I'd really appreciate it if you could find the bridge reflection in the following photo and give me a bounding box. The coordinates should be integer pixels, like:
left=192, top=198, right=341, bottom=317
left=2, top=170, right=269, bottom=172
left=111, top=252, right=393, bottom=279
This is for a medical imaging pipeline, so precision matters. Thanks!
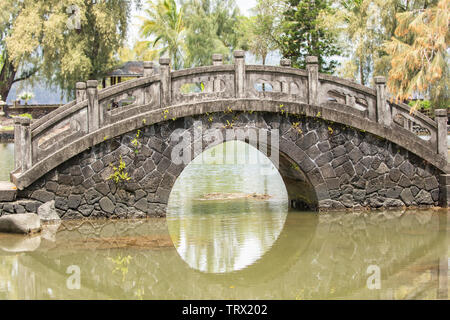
left=0, top=209, right=447, bottom=299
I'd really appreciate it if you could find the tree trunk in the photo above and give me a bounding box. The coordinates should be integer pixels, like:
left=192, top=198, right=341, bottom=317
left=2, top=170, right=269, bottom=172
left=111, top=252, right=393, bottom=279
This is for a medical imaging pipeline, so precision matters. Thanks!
left=0, top=60, right=17, bottom=106
left=359, top=59, right=365, bottom=86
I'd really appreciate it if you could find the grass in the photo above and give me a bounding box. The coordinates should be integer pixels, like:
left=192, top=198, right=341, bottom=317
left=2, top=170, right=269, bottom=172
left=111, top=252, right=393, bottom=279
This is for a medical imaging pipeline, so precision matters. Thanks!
left=0, top=126, right=13, bottom=131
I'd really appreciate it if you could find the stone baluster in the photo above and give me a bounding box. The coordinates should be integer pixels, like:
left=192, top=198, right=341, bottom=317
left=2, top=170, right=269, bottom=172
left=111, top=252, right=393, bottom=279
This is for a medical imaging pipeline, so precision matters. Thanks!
left=87, top=80, right=100, bottom=132
left=375, top=76, right=391, bottom=126
left=14, top=117, right=32, bottom=172
left=435, top=109, right=448, bottom=159
left=280, top=58, right=291, bottom=67
left=76, top=82, right=87, bottom=104
left=159, top=57, right=171, bottom=107
left=143, top=61, right=154, bottom=77
left=306, top=56, right=319, bottom=106
left=234, top=50, right=246, bottom=98
left=280, top=58, right=291, bottom=93
left=436, top=108, right=449, bottom=207
left=212, top=54, right=223, bottom=66
left=212, top=54, right=223, bottom=92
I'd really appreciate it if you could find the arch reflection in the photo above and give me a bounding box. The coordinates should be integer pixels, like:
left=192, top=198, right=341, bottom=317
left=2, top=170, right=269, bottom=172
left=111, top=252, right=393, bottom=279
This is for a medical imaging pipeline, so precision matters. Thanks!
left=167, top=140, right=289, bottom=273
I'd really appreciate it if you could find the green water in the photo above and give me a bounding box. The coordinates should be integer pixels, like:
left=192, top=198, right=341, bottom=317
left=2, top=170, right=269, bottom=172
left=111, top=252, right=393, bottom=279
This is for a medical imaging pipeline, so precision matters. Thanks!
left=0, top=143, right=14, bottom=181
left=0, top=141, right=448, bottom=299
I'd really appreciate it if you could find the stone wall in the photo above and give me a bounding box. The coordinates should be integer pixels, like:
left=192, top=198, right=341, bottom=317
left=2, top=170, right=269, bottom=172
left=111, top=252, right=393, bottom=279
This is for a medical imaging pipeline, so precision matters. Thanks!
left=0, top=111, right=443, bottom=218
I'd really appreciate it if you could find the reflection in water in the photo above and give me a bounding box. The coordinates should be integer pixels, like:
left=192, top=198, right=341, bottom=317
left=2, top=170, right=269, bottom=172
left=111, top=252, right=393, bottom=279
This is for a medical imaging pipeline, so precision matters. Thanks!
left=0, top=141, right=448, bottom=299
left=167, top=141, right=289, bottom=273
left=0, top=143, right=14, bottom=181
left=0, top=211, right=447, bottom=299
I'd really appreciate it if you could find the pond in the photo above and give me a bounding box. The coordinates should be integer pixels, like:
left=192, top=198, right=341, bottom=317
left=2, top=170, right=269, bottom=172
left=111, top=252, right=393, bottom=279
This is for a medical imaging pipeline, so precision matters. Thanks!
left=0, top=143, right=14, bottom=181
left=0, top=141, right=448, bottom=299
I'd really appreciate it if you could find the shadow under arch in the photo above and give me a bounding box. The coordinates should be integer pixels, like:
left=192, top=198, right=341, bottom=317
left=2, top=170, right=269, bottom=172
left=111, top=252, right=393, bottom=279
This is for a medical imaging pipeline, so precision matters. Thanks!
left=167, top=123, right=321, bottom=211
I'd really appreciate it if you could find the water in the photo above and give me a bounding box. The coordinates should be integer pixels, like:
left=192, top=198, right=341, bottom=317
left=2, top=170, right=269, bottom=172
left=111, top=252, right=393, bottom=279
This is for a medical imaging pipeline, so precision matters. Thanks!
left=0, top=143, right=14, bottom=181
left=0, top=141, right=448, bottom=299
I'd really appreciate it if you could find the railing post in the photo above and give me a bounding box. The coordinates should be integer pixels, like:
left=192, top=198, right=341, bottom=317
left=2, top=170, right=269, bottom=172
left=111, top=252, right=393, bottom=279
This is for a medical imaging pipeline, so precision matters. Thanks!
left=306, top=56, right=319, bottom=106
left=234, top=50, right=245, bottom=98
left=280, top=59, right=292, bottom=93
left=87, top=80, right=100, bottom=132
left=76, top=82, right=86, bottom=104
left=159, top=58, right=171, bottom=107
left=435, top=109, right=448, bottom=159
left=375, top=76, right=391, bottom=126
left=14, top=117, right=31, bottom=172
left=13, top=117, right=22, bottom=170
left=280, top=58, right=291, bottom=67
left=212, top=54, right=223, bottom=92
left=212, top=54, right=223, bottom=66
left=143, top=61, right=154, bottom=77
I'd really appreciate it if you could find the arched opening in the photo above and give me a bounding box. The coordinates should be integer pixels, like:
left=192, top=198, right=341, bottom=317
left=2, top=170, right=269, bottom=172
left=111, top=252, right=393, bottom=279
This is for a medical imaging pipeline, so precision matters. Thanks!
left=166, top=140, right=290, bottom=273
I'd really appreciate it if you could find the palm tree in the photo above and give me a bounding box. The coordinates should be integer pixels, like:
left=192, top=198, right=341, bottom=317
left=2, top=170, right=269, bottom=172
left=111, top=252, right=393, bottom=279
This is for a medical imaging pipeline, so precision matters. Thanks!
left=139, top=0, right=186, bottom=70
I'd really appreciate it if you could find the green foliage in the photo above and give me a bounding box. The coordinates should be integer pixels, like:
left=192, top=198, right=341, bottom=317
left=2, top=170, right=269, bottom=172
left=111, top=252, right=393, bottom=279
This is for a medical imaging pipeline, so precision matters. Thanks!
left=385, top=0, right=448, bottom=110
left=162, top=108, right=169, bottom=120
left=292, top=122, right=303, bottom=134
left=108, top=156, right=131, bottom=184
left=18, top=91, right=34, bottom=103
left=280, top=0, right=341, bottom=73
left=18, top=113, right=32, bottom=120
left=408, top=100, right=432, bottom=110
left=4, top=0, right=139, bottom=99
left=183, top=0, right=242, bottom=67
left=223, top=119, right=234, bottom=128
left=239, top=0, right=283, bottom=65
left=131, top=130, right=142, bottom=154
left=139, top=0, right=185, bottom=70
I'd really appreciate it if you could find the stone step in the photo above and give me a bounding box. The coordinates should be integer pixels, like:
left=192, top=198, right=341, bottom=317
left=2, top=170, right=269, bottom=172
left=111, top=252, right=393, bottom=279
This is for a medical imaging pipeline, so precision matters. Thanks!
left=0, top=181, right=17, bottom=202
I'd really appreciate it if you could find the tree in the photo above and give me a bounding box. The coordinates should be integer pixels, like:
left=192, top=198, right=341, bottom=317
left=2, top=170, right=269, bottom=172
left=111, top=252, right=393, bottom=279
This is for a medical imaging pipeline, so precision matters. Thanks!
left=374, top=0, right=440, bottom=78
left=0, top=0, right=38, bottom=102
left=384, top=0, right=449, bottom=110
left=139, top=0, right=186, bottom=70
left=3, top=0, right=138, bottom=100
left=280, top=0, right=341, bottom=73
left=118, top=42, right=159, bottom=63
left=331, top=0, right=384, bottom=85
left=241, top=0, right=283, bottom=65
left=182, top=0, right=245, bottom=67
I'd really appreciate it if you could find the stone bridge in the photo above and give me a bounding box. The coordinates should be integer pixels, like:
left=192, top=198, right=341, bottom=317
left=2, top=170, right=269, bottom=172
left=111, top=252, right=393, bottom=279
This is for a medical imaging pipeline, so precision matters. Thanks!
left=1, top=51, right=449, bottom=218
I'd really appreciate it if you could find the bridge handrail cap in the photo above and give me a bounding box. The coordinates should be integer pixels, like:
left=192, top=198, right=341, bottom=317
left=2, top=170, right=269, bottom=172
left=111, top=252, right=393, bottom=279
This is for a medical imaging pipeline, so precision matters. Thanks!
left=280, top=58, right=291, bottom=67
left=212, top=53, right=223, bottom=61
left=86, top=80, right=98, bottom=88
left=13, top=116, right=31, bottom=125
left=233, top=50, right=245, bottom=58
left=143, top=61, right=153, bottom=69
left=435, top=108, right=447, bottom=117
left=159, top=57, right=170, bottom=65
left=374, top=76, right=386, bottom=84
left=306, top=56, right=318, bottom=64
left=76, top=82, right=86, bottom=89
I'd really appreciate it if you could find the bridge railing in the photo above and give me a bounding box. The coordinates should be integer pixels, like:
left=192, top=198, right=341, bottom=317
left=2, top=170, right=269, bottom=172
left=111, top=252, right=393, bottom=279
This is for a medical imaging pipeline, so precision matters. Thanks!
left=12, top=51, right=447, bottom=181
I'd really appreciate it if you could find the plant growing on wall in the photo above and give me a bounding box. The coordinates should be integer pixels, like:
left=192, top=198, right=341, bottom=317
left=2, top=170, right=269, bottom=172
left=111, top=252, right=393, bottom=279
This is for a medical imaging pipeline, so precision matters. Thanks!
left=131, top=129, right=142, bottom=154
left=108, top=156, right=131, bottom=184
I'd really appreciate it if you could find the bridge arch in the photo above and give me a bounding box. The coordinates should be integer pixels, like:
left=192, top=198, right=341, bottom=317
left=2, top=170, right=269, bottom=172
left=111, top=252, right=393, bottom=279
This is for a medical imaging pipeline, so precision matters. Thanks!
left=3, top=52, right=449, bottom=218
